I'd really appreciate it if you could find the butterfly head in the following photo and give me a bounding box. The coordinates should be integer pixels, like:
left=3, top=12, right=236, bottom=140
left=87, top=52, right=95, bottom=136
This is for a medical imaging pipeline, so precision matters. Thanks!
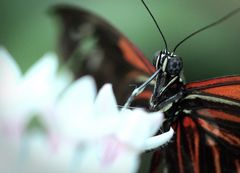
left=150, top=50, right=183, bottom=111
left=153, top=50, right=183, bottom=76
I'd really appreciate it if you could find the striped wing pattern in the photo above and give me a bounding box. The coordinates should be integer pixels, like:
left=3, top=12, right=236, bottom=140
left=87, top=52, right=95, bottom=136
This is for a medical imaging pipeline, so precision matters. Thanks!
left=150, top=76, right=240, bottom=173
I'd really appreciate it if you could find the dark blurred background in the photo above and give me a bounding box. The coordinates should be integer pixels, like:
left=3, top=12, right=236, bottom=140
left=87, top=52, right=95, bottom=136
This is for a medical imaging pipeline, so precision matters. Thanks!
left=0, top=0, right=239, bottom=82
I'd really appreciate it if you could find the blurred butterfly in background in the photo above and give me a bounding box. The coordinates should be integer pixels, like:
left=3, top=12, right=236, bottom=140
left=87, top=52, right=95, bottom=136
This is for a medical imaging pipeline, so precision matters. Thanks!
left=52, top=1, right=240, bottom=173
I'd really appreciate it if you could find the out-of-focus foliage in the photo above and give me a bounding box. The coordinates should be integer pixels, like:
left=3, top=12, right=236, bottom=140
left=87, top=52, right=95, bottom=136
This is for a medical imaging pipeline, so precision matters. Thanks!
left=0, top=0, right=239, bottom=80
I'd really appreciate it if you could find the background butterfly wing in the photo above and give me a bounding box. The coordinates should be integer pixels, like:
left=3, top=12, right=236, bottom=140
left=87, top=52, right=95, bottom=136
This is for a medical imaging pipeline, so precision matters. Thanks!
left=53, top=5, right=155, bottom=105
left=150, top=75, right=240, bottom=173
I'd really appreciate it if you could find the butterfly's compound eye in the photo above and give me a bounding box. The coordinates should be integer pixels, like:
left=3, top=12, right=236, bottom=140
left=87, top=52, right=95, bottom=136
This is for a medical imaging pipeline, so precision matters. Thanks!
left=166, top=56, right=183, bottom=76
left=152, top=50, right=161, bottom=68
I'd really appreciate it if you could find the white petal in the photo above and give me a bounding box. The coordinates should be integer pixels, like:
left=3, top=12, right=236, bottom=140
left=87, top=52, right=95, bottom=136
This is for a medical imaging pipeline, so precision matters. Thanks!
left=0, top=47, right=23, bottom=122
left=0, top=133, right=74, bottom=173
left=53, top=68, right=73, bottom=97
left=56, top=76, right=97, bottom=140
left=20, top=53, right=60, bottom=110
left=75, top=139, right=140, bottom=173
left=0, top=47, right=21, bottom=85
left=20, top=53, right=72, bottom=115
left=23, top=52, right=58, bottom=82
left=143, top=127, right=174, bottom=151
left=57, top=75, right=96, bottom=113
left=64, top=84, right=121, bottom=141
left=75, top=84, right=120, bottom=140
left=94, top=84, right=118, bottom=117
left=117, top=110, right=164, bottom=149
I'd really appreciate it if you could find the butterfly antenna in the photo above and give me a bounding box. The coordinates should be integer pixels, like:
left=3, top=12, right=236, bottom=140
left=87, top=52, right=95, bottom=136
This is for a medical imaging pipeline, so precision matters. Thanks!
left=141, top=0, right=168, bottom=51
left=173, top=7, right=240, bottom=52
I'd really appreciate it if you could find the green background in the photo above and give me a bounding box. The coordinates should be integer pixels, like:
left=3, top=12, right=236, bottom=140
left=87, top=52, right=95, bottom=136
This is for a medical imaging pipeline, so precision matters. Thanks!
left=0, top=0, right=240, bottom=82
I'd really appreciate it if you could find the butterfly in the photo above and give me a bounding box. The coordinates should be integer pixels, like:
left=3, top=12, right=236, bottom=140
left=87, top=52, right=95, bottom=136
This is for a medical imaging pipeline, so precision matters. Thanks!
left=52, top=3, right=240, bottom=173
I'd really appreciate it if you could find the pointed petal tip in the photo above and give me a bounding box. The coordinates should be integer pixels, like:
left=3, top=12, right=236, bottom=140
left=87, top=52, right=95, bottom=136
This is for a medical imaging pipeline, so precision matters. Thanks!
left=144, top=127, right=174, bottom=151
left=0, top=46, right=22, bottom=81
left=94, top=83, right=118, bottom=115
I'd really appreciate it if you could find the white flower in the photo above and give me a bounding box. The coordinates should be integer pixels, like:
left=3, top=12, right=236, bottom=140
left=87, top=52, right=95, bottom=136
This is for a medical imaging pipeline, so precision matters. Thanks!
left=0, top=47, right=72, bottom=141
left=0, top=47, right=174, bottom=173
left=54, top=78, right=172, bottom=173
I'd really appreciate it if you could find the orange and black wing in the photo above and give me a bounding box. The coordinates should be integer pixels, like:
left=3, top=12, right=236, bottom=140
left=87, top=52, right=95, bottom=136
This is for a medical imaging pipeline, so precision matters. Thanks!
left=53, top=5, right=154, bottom=105
left=150, top=75, right=240, bottom=173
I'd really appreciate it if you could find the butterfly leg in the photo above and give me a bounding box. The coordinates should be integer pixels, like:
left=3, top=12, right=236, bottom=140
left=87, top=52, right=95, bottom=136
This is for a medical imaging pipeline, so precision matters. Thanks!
left=152, top=91, right=183, bottom=111
left=123, top=68, right=162, bottom=109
